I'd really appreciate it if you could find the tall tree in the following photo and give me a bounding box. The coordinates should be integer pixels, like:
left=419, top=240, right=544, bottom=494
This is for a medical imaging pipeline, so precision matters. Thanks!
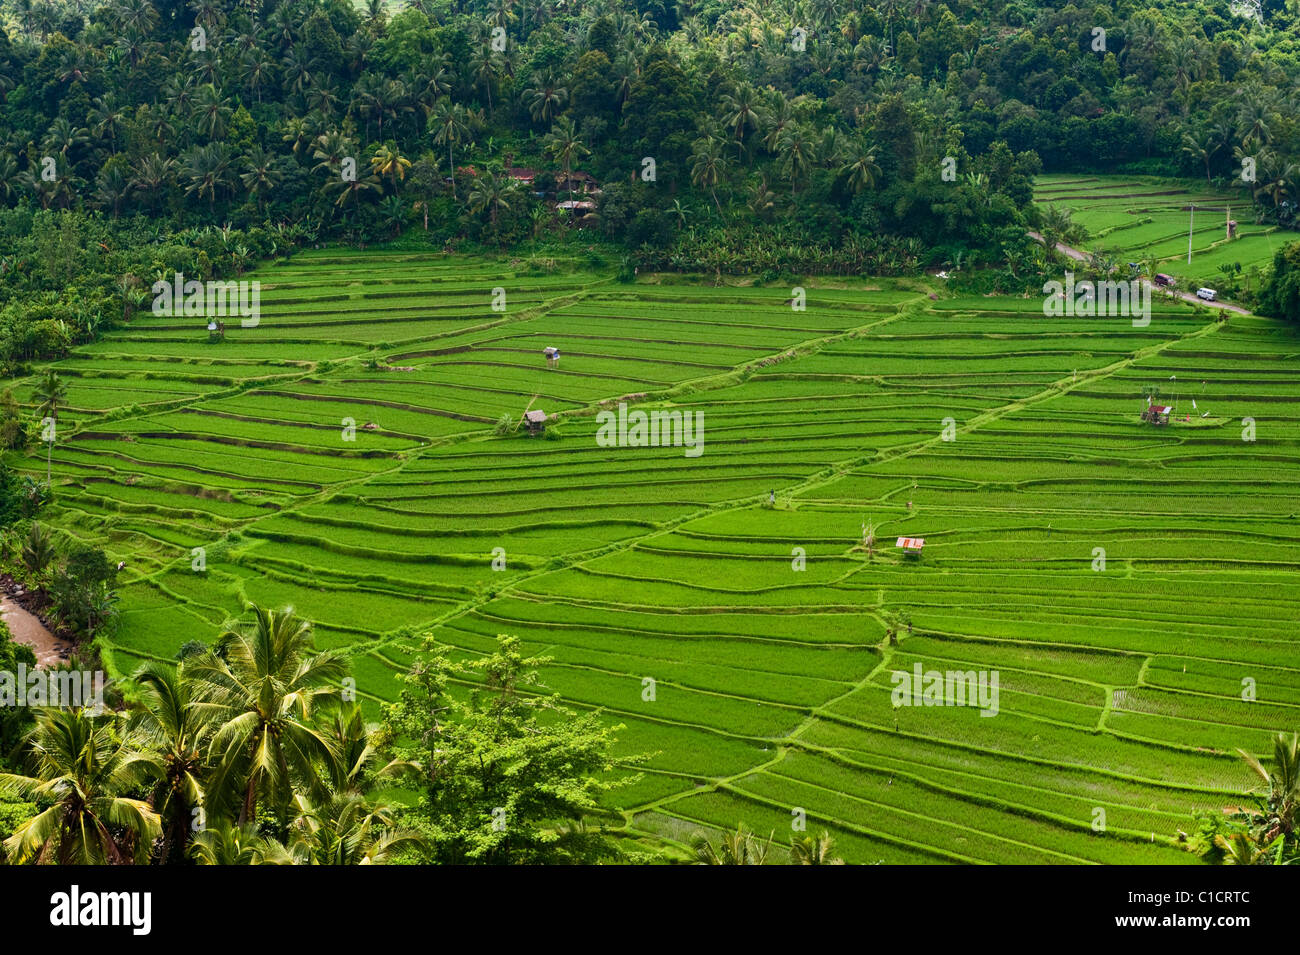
left=31, top=370, right=66, bottom=487
left=690, top=136, right=727, bottom=214
left=0, top=708, right=161, bottom=864
left=544, top=116, right=588, bottom=203
left=429, top=101, right=470, bottom=200
left=187, top=606, right=347, bottom=826
left=381, top=634, right=629, bottom=864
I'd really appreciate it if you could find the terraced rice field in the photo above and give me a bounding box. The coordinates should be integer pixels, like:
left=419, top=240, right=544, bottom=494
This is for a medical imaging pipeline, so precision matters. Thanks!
left=15, top=248, right=1300, bottom=863
left=1034, top=174, right=1297, bottom=283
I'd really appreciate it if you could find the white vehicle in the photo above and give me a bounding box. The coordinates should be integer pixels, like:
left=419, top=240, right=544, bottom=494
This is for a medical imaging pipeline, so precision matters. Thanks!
left=1196, top=287, right=1217, bottom=301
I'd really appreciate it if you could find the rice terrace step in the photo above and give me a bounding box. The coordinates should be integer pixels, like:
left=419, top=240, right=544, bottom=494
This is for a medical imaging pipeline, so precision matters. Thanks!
left=12, top=249, right=1300, bottom=873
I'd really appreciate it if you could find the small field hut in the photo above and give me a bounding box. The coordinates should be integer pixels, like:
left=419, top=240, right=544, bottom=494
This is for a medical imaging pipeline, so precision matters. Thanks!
left=896, top=537, right=925, bottom=556
left=1141, top=404, right=1172, bottom=425
left=524, top=409, right=548, bottom=435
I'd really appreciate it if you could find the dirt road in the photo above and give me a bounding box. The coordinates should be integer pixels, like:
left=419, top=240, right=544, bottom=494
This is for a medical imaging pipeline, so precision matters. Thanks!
left=1026, top=231, right=1252, bottom=316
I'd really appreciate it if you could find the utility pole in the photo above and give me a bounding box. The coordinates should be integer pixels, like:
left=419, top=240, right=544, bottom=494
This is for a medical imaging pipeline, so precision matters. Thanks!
left=1188, top=204, right=1194, bottom=264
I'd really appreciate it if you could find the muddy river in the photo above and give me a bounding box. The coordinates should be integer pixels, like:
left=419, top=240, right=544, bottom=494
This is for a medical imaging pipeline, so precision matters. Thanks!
left=2, top=596, right=69, bottom=667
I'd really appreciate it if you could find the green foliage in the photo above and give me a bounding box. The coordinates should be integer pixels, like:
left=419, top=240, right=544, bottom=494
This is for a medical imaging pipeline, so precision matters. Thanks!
left=1198, top=732, right=1300, bottom=865
left=19, top=521, right=56, bottom=581
left=0, top=707, right=160, bottom=864
left=47, top=541, right=118, bottom=637
left=692, top=822, right=774, bottom=864
left=0, top=464, right=25, bottom=529
left=0, top=795, right=38, bottom=862
left=185, top=606, right=348, bottom=826
left=0, top=618, right=38, bottom=756
left=0, top=605, right=427, bottom=865
left=381, top=633, right=634, bottom=864
left=1258, top=242, right=1300, bottom=324
left=0, top=389, right=27, bottom=452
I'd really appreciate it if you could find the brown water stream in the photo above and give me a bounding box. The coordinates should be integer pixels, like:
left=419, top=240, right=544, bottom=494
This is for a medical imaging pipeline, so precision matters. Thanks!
left=2, top=596, right=70, bottom=667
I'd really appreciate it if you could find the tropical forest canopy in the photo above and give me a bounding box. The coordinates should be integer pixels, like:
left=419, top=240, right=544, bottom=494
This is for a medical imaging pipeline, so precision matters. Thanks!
left=0, top=0, right=1297, bottom=287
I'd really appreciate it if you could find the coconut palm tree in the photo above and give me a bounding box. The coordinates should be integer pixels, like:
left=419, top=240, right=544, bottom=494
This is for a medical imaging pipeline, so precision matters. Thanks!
left=113, top=0, right=157, bottom=37
left=88, top=96, right=126, bottom=155
left=1169, top=36, right=1202, bottom=106
left=310, top=129, right=353, bottom=175
left=1181, top=129, right=1218, bottom=184
left=1260, top=158, right=1298, bottom=211
left=762, top=90, right=796, bottom=153
left=370, top=144, right=412, bottom=192
left=322, top=704, right=414, bottom=796
left=325, top=168, right=383, bottom=235
left=240, top=146, right=282, bottom=213
left=470, top=50, right=507, bottom=112
left=93, top=166, right=131, bottom=218
left=414, top=62, right=452, bottom=112
left=467, top=170, right=520, bottom=242
left=840, top=143, right=881, bottom=194
left=721, top=83, right=765, bottom=156
left=791, top=830, right=844, bottom=864
left=378, top=195, right=410, bottom=238
left=287, top=792, right=424, bottom=864
left=0, top=155, right=15, bottom=204
left=1236, top=93, right=1275, bottom=151
left=0, top=708, right=161, bottom=864
left=544, top=116, right=588, bottom=203
left=1038, top=204, right=1078, bottom=260
left=190, top=821, right=293, bottom=864
left=281, top=47, right=313, bottom=95
left=307, top=79, right=343, bottom=121
left=282, top=116, right=314, bottom=159
left=428, top=101, right=470, bottom=199
left=1217, top=831, right=1266, bottom=864
left=31, top=369, right=66, bottom=487
left=239, top=49, right=274, bottom=104
left=182, top=142, right=234, bottom=211
left=131, top=661, right=208, bottom=864
left=190, top=49, right=222, bottom=86
left=192, top=84, right=233, bottom=140
left=748, top=175, right=776, bottom=221
left=21, top=521, right=57, bottom=581
left=188, top=0, right=223, bottom=32
left=853, top=35, right=892, bottom=80
left=42, top=117, right=89, bottom=161
left=162, top=73, right=197, bottom=118
left=778, top=124, right=817, bottom=204
left=691, top=822, right=773, bottom=864
left=1120, top=15, right=1164, bottom=73
left=359, top=78, right=409, bottom=141
left=187, top=605, right=348, bottom=826
left=523, top=73, right=567, bottom=123
left=130, top=152, right=174, bottom=214
left=1233, top=731, right=1300, bottom=862
left=690, top=136, right=727, bottom=214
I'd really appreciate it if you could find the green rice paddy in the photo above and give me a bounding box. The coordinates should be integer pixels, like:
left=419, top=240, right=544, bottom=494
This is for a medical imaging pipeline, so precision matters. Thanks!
left=1034, top=173, right=1297, bottom=286
left=15, top=246, right=1300, bottom=863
